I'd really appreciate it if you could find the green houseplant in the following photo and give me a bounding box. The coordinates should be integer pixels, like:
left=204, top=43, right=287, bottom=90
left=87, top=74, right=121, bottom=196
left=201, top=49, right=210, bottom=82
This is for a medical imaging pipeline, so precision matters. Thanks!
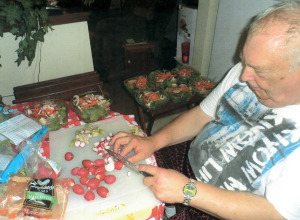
left=0, top=0, right=51, bottom=66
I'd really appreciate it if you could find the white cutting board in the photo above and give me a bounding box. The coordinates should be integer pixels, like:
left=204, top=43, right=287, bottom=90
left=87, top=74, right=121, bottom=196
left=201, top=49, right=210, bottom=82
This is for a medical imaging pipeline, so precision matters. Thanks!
left=49, top=116, right=161, bottom=219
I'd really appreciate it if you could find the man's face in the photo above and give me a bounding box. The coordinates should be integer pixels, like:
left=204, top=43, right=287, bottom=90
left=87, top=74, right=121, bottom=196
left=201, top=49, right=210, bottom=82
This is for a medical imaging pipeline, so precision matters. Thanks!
left=240, top=23, right=300, bottom=108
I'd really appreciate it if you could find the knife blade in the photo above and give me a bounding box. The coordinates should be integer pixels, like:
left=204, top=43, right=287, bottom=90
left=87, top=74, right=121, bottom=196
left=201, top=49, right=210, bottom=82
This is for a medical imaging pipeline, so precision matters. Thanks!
left=106, top=149, right=151, bottom=177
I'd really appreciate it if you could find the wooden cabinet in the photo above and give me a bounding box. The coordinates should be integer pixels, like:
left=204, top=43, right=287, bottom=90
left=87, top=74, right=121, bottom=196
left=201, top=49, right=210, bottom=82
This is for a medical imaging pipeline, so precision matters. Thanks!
left=123, top=42, right=158, bottom=78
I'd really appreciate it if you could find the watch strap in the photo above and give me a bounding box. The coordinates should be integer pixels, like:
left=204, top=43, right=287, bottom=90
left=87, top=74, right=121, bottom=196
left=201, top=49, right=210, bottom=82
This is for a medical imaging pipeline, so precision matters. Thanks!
left=183, top=179, right=197, bottom=206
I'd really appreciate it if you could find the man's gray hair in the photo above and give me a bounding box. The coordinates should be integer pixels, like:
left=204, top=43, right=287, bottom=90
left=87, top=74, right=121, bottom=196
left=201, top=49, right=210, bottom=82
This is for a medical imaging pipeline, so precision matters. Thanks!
left=248, top=1, right=300, bottom=69
left=249, top=1, right=300, bottom=32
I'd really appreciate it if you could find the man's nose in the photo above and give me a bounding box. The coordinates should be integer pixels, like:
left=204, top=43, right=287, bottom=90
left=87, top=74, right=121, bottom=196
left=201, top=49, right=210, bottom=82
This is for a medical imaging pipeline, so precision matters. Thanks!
left=240, top=66, right=255, bottom=82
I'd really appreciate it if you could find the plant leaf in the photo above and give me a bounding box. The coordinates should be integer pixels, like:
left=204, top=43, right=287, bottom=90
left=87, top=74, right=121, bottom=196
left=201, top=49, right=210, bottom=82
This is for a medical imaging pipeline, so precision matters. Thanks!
left=32, top=29, right=45, bottom=42
left=3, top=4, right=23, bottom=26
left=36, top=7, right=50, bottom=24
left=15, top=53, right=25, bottom=66
left=19, top=0, right=34, bottom=10
left=9, top=26, right=19, bottom=35
left=2, top=0, right=51, bottom=67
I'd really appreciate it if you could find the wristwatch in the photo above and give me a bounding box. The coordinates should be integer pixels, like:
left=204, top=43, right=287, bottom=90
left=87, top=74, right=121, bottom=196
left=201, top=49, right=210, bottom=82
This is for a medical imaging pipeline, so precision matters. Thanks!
left=182, top=179, right=197, bottom=206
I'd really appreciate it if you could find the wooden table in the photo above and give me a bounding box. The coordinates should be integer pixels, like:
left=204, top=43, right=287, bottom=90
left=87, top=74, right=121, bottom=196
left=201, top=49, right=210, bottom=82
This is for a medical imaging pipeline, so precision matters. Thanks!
left=137, top=94, right=205, bottom=136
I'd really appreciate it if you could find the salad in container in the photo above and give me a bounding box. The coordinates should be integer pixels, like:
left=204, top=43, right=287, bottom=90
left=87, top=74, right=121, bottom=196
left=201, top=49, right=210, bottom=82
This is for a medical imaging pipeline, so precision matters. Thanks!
left=23, top=99, right=68, bottom=131
left=124, top=75, right=154, bottom=95
left=189, top=77, right=216, bottom=96
left=165, top=84, right=193, bottom=103
left=70, top=91, right=110, bottom=123
left=135, top=90, right=169, bottom=111
left=148, top=70, right=177, bottom=89
left=171, top=66, right=198, bottom=83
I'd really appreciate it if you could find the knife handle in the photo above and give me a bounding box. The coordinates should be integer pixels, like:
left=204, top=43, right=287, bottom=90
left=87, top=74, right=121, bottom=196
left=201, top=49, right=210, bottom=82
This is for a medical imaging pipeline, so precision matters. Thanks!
left=140, top=171, right=152, bottom=177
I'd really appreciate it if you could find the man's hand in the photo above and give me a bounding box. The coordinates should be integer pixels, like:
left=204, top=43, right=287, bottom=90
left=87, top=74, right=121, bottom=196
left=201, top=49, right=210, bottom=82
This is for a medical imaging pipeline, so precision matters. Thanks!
left=109, top=132, right=156, bottom=163
left=136, top=164, right=189, bottom=204
left=137, top=164, right=285, bottom=220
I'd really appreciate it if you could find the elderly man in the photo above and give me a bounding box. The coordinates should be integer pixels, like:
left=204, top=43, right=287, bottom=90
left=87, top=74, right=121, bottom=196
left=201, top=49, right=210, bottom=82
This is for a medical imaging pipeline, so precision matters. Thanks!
left=110, top=1, right=300, bottom=219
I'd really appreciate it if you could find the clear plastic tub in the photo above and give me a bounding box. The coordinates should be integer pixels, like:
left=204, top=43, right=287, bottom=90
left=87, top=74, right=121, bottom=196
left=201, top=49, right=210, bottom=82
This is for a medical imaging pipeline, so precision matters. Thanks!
left=165, top=84, right=193, bottom=103
left=23, top=99, right=68, bottom=131
left=189, top=77, right=216, bottom=96
left=70, top=91, right=111, bottom=123
left=135, top=90, right=169, bottom=111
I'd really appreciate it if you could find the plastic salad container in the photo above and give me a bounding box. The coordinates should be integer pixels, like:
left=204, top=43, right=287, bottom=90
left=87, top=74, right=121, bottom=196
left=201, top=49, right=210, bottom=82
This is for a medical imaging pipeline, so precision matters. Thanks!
left=189, top=77, right=216, bottom=96
left=171, top=66, right=197, bottom=83
left=148, top=70, right=177, bottom=89
left=70, top=91, right=111, bottom=123
left=165, top=84, right=193, bottom=103
left=135, top=90, right=169, bottom=111
left=123, top=75, right=155, bottom=95
left=23, top=99, right=68, bottom=131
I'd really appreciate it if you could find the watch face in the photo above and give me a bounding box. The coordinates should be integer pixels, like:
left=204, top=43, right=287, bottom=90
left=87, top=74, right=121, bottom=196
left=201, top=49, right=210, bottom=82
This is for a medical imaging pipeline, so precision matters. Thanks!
left=184, top=184, right=196, bottom=197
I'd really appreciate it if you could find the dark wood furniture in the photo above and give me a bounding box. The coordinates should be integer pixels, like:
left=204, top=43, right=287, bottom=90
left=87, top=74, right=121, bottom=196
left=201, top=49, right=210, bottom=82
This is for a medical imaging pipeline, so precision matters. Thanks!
left=137, top=94, right=204, bottom=136
left=49, top=11, right=90, bottom=26
left=123, top=42, right=158, bottom=78
left=12, top=71, right=103, bottom=104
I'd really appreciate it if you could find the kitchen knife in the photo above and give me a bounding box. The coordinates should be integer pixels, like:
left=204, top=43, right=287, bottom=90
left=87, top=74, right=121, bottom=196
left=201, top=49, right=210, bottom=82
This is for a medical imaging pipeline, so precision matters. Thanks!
left=106, top=149, right=151, bottom=177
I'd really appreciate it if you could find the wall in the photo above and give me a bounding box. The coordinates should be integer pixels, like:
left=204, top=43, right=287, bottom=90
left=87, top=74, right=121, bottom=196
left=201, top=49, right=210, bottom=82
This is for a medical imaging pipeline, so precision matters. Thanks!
left=0, top=21, right=94, bottom=104
left=193, top=0, right=283, bottom=81
left=192, top=0, right=219, bottom=77
left=207, top=0, right=279, bottom=82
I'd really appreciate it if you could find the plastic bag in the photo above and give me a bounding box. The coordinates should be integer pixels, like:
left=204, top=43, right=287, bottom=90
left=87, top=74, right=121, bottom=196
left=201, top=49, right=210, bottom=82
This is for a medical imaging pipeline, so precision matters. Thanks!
left=0, top=105, right=20, bottom=149
left=0, top=176, right=72, bottom=219
left=32, top=151, right=62, bottom=179
left=0, top=126, right=48, bottom=183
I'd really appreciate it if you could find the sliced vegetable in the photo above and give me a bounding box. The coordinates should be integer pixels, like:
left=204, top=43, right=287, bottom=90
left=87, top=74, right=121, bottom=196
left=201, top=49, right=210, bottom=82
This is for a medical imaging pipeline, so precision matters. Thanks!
left=70, top=124, right=104, bottom=148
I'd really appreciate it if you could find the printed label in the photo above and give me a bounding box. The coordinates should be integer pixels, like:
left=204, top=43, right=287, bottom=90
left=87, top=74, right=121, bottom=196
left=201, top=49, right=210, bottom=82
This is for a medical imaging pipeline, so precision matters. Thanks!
left=24, top=178, right=57, bottom=210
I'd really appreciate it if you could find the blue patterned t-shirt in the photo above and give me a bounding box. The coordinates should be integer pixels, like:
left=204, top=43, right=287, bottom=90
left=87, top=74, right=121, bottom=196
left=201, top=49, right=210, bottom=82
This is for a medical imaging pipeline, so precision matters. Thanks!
left=188, top=81, right=300, bottom=192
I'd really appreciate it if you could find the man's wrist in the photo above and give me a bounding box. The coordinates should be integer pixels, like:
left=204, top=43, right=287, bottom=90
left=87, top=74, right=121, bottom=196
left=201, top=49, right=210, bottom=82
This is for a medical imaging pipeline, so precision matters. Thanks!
left=150, top=133, right=170, bottom=151
left=182, top=179, right=197, bottom=206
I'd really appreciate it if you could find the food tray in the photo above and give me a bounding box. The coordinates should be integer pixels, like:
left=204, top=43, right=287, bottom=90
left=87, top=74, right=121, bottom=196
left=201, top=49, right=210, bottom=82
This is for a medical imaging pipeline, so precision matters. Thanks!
left=189, top=77, right=216, bottom=96
left=135, top=90, right=169, bottom=111
left=165, top=84, right=193, bottom=103
left=171, top=66, right=197, bottom=83
left=123, top=75, right=155, bottom=95
left=148, top=70, right=177, bottom=89
left=70, top=91, right=111, bottom=123
left=23, top=99, right=68, bottom=131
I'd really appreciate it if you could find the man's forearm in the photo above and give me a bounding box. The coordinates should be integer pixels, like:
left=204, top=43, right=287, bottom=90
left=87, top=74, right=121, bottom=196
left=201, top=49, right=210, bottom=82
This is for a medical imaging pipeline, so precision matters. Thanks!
left=150, top=106, right=213, bottom=151
left=191, top=181, right=284, bottom=220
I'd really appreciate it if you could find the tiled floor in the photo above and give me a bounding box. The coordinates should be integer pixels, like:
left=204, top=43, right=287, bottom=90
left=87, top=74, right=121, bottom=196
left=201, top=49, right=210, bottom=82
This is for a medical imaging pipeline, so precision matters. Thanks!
left=148, top=111, right=183, bottom=135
